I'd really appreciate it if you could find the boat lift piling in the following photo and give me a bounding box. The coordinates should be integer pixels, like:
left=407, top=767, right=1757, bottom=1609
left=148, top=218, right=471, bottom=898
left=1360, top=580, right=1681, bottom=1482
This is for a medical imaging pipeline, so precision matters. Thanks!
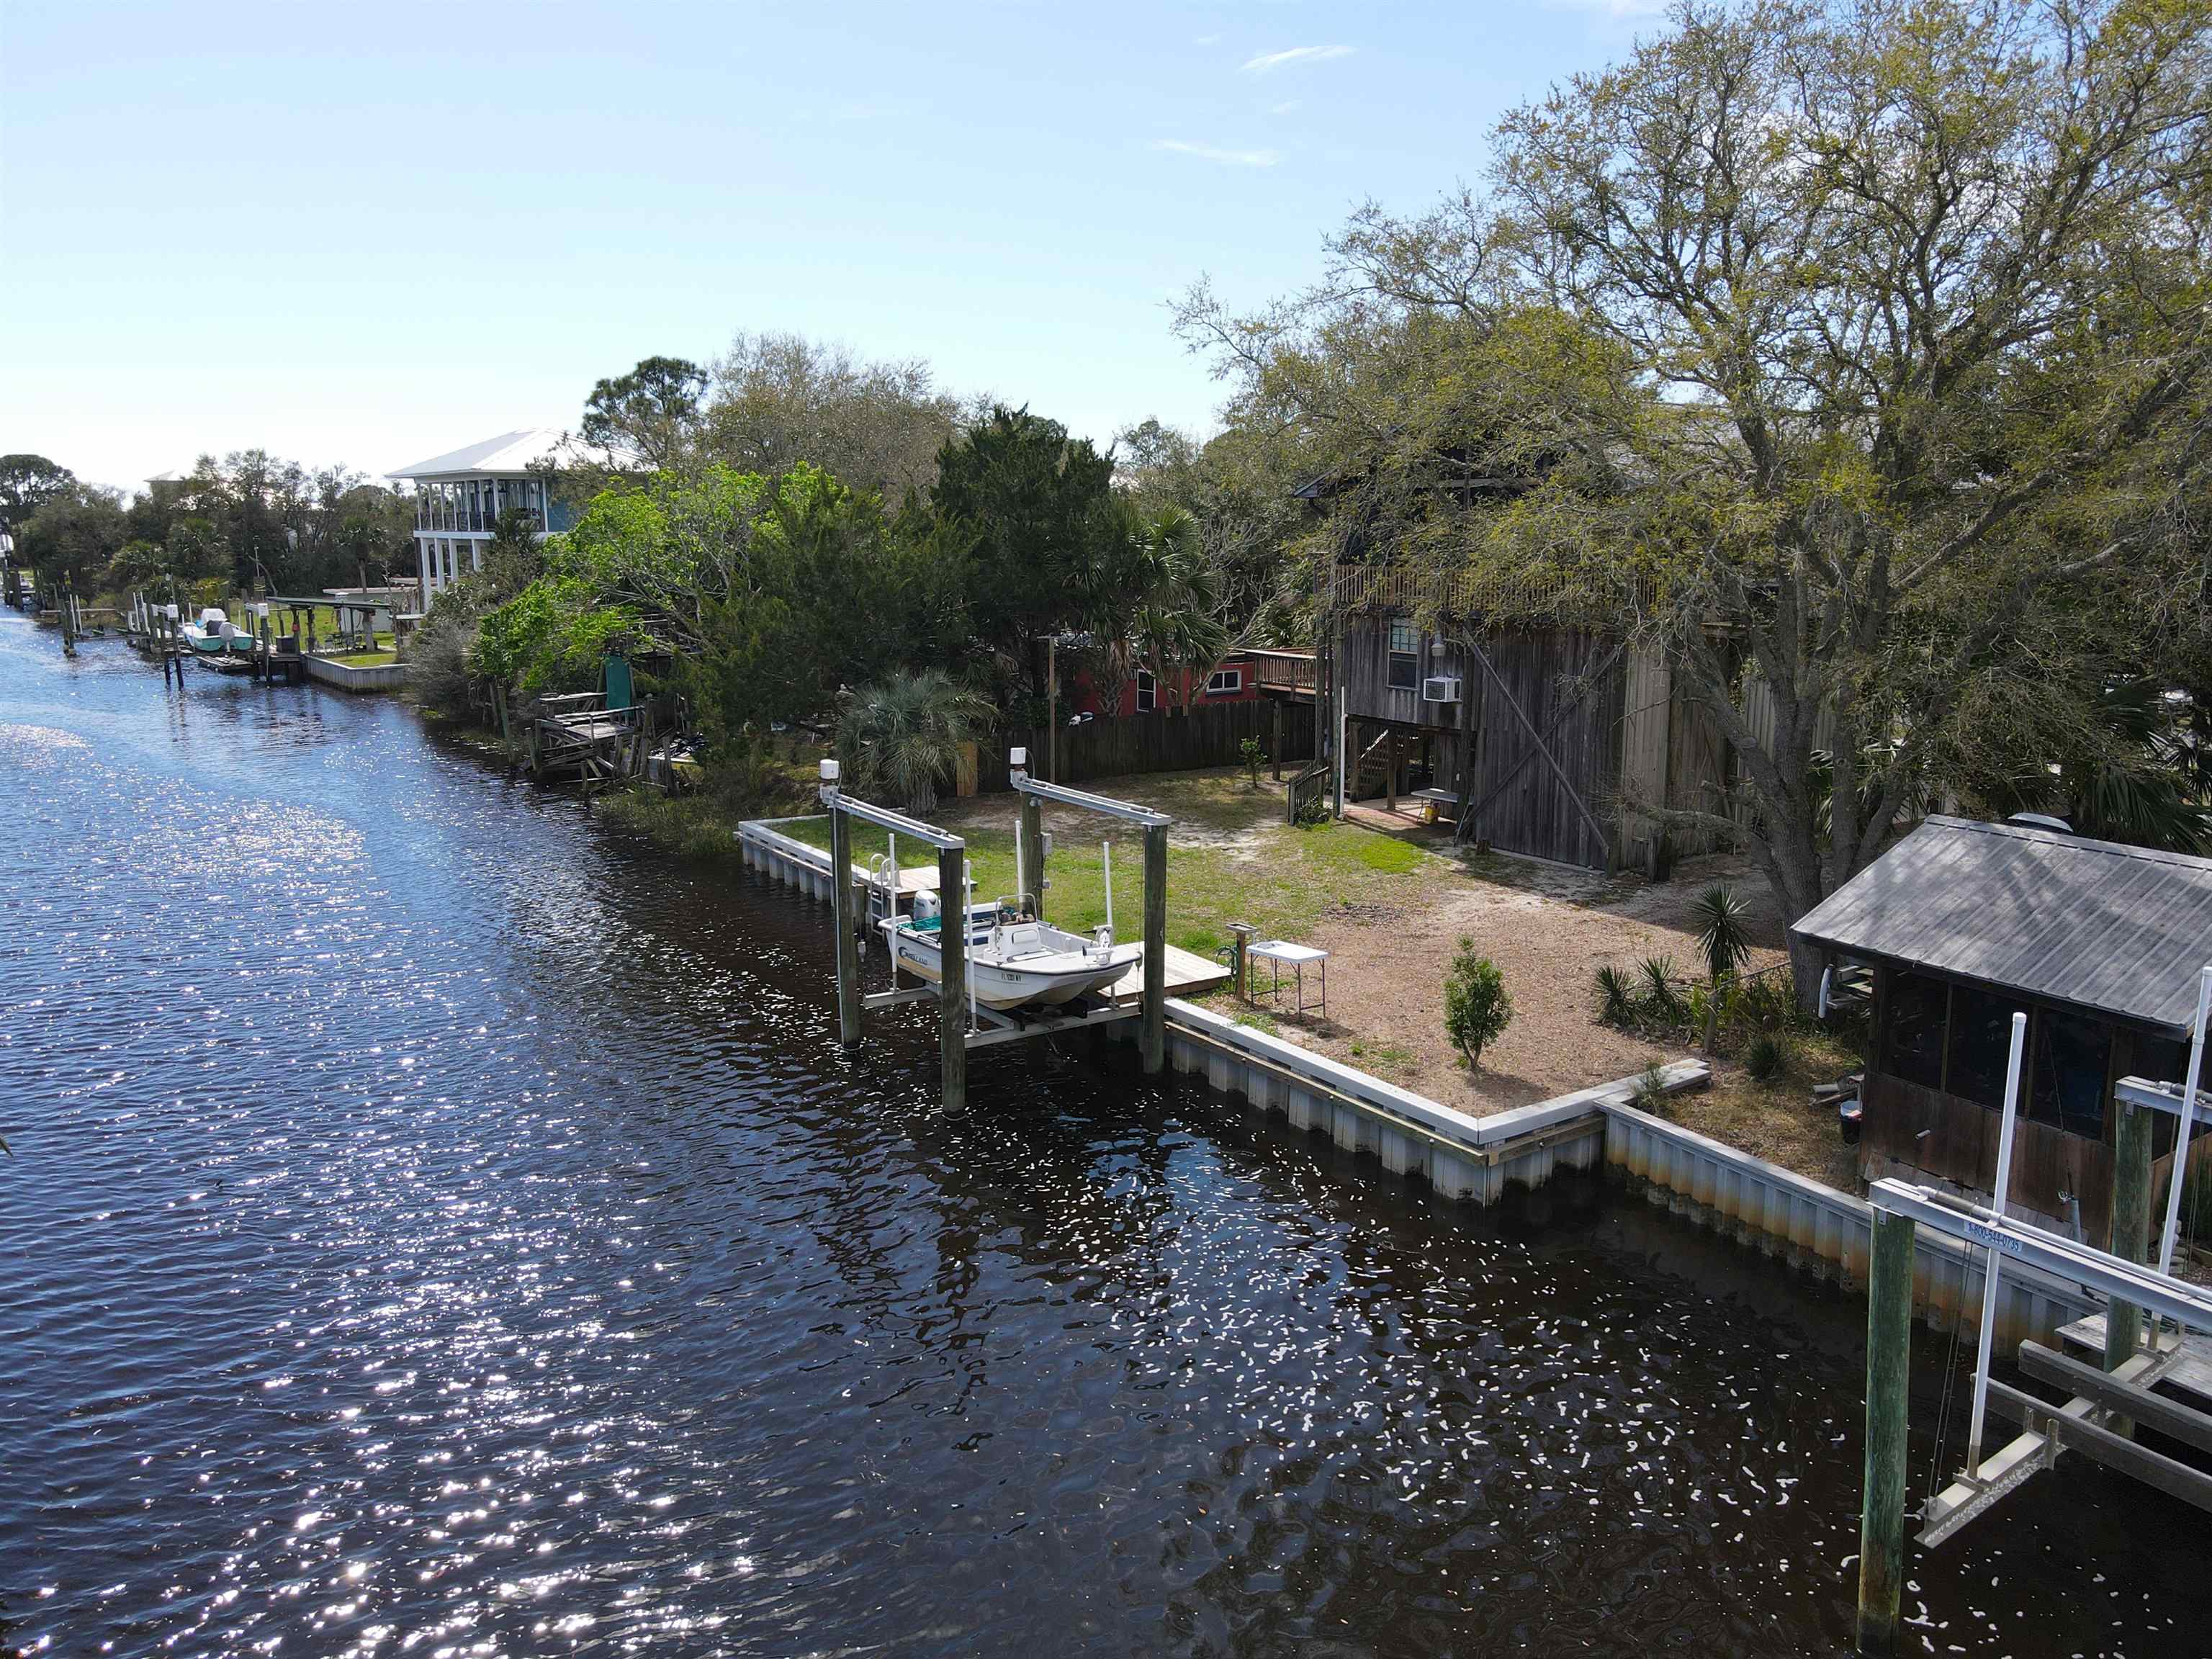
left=819, top=759, right=971, bottom=1109
left=1008, top=749, right=1172, bottom=1075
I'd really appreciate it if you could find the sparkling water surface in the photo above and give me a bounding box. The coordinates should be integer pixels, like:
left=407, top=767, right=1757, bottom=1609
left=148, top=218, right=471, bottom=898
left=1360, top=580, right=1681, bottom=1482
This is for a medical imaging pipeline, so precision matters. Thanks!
left=1, top=615, right=2204, bottom=1657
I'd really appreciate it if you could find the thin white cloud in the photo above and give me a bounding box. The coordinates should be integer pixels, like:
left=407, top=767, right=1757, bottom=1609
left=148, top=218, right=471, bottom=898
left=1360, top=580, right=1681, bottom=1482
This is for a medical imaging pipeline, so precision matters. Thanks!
left=1151, top=138, right=1280, bottom=168
left=1269, top=99, right=1302, bottom=114
left=1241, top=44, right=1354, bottom=75
left=1195, top=32, right=1221, bottom=45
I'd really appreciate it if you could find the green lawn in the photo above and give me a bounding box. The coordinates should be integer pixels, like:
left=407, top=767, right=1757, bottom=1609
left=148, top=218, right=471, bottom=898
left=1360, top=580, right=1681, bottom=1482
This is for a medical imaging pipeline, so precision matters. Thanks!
left=330, top=648, right=399, bottom=667
left=773, top=779, right=1442, bottom=959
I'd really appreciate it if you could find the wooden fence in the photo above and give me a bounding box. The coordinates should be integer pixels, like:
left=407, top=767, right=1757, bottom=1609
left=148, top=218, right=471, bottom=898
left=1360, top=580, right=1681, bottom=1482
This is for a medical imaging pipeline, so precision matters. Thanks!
left=972, top=697, right=1316, bottom=795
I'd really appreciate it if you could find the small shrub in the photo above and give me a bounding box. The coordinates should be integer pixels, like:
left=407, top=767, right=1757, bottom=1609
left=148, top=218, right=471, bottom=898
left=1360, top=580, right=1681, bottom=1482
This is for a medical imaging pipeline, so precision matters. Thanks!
left=1632, top=1062, right=1673, bottom=1115
left=1746, top=1033, right=1786, bottom=1082
left=1239, top=736, right=1266, bottom=788
left=1735, top=971, right=1800, bottom=1033
left=1596, top=963, right=1637, bottom=1027
left=1443, top=940, right=1513, bottom=1069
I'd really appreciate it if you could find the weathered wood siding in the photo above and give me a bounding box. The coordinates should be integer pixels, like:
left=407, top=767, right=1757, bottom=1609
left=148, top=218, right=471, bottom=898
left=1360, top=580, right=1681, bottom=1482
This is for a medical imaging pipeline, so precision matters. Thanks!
left=1340, top=616, right=1625, bottom=868
left=1861, top=1071, right=2113, bottom=1244
left=1619, top=644, right=1671, bottom=868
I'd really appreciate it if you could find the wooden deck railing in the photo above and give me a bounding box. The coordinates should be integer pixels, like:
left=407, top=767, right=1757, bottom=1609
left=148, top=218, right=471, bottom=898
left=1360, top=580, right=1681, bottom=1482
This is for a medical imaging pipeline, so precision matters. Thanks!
left=1246, top=648, right=1318, bottom=693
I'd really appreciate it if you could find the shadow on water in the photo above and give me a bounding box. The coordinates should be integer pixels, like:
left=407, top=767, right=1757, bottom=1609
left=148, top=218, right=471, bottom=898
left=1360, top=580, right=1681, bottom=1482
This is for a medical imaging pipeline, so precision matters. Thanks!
left=1, top=617, right=2207, bottom=1658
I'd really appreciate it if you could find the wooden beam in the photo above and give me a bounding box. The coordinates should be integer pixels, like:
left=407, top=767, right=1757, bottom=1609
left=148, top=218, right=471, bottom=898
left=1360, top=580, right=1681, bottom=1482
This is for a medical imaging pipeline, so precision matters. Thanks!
left=2018, top=1341, right=2212, bottom=1457
left=1856, top=1208, right=1915, bottom=1657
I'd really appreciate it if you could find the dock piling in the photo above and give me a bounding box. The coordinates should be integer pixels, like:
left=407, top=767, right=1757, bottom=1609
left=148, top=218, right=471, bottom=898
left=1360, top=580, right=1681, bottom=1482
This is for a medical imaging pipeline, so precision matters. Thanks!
left=830, top=805, right=861, bottom=1046
left=2105, top=1097, right=2153, bottom=1396
left=1141, top=822, right=1167, bottom=1074
left=1856, top=1207, right=1916, bottom=1657
left=938, top=842, right=966, bottom=1110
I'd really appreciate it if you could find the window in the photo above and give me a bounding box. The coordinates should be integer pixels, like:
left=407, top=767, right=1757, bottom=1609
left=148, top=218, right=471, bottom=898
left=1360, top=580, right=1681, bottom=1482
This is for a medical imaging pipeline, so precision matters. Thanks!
left=1882, top=971, right=1947, bottom=1090
left=1205, top=667, right=1242, bottom=696
left=2028, top=1007, right=2111, bottom=1138
left=1387, top=621, right=1419, bottom=691
left=1136, top=670, right=1156, bottom=713
left=1946, top=984, right=2020, bottom=1109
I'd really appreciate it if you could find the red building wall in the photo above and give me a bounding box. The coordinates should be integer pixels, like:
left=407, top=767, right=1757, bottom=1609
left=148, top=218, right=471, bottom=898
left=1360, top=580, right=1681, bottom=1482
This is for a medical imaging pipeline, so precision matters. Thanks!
left=1066, top=655, right=1262, bottom=719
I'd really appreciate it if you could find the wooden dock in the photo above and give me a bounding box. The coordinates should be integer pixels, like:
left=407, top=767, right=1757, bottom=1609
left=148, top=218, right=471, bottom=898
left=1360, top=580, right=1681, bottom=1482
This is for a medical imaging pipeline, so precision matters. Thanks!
left=1102, top=943, right=1228, bottom=1005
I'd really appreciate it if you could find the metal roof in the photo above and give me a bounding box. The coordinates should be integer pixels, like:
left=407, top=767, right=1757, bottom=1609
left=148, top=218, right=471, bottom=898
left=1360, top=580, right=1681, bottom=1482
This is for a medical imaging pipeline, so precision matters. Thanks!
left=389, top=428, right=572, bottom=480
left=1791, top=815, right=2212, bottom=1035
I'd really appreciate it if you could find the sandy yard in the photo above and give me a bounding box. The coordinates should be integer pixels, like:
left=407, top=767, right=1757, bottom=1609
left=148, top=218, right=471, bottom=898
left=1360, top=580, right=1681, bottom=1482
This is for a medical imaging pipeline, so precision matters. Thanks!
left=1282, top=845, right=1786, bottom=1107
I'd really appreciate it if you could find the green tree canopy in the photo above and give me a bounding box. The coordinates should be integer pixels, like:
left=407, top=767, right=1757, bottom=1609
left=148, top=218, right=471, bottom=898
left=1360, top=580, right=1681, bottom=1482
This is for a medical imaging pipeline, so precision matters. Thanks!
left=0, top=454, right=76, bottom=541
left=929, top=405, right=1123, bottom=705
left=1184, top=0, right=2212, bottom=999
left=581, top=356, right=707, bottom=469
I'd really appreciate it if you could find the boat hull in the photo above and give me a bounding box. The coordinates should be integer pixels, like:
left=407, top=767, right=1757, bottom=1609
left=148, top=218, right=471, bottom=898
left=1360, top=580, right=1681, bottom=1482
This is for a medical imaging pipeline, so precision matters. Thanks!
left=883, top=920, right=1141, bottom=1010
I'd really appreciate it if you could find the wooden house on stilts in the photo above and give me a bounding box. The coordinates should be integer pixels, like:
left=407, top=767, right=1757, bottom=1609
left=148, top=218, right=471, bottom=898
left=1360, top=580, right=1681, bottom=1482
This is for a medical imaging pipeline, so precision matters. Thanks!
left=1313, top=560, right=1757, bottom=873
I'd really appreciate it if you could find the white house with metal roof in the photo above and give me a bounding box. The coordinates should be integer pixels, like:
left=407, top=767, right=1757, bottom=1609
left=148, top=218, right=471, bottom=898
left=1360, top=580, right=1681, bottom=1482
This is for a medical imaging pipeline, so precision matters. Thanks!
left=389, top=428, right=577, bottom=606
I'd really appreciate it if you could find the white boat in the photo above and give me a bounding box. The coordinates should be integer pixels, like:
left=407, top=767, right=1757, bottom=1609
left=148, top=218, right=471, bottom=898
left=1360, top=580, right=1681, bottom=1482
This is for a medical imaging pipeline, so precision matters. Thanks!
left=881, top=895, right=1142, bottom=1011
left=181, top=606, right=254, bottom=656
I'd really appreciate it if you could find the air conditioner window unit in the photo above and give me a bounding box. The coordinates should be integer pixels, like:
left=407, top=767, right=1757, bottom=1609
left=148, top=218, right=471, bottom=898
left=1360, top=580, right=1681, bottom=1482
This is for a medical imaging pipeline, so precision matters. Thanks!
left=1421, top=675, right=1462, bottom=703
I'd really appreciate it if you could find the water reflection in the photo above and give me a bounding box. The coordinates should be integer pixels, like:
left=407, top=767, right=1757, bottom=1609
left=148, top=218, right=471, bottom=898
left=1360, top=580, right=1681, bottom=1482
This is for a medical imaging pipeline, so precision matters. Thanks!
left=1, top=617, right=2204, bottom=1657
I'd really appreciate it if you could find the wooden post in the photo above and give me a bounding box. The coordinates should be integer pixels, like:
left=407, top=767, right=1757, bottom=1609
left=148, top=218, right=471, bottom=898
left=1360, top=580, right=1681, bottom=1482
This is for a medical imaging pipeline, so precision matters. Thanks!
left=1047, top=637, right=1058, bottom=784
left=1385, top=732, right=1398, bottom=814
left=1020, top=790, right=1045, bottom=920
left=2105, top=1098, right=2154, bottom=1389
left=1856, top=1208, right=1915, bottom=1658
left=830, top=806, right=861, bottom=1046
left=938, top=842, right=967, bottom=1110
left=1141, top=822, right=1167, bottom=1074
left=1271, top=700, right=1283, bottom=782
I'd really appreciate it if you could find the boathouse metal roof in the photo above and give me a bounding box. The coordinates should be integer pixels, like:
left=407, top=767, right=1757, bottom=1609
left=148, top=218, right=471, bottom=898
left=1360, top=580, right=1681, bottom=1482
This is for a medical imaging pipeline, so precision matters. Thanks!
left=390, top=428, right=572, bottom=480
left=1791, top=815, right=2212, bottom=1036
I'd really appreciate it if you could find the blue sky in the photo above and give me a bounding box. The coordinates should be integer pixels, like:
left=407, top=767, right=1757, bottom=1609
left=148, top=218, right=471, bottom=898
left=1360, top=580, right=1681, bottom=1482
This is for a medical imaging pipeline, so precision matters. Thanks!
left=1, top=1, right=1664, bottom=493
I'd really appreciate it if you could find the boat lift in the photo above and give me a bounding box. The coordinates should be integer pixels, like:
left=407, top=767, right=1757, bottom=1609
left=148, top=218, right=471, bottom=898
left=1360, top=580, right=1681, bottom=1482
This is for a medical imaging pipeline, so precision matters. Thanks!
left=817, top=750, right=1179, bottom=1107
left=1852, top=966, right=2212, bottom=1656
left=1009, top=747, right=1172, bottom=1076
left=819, top=759, right=976, bottom=1107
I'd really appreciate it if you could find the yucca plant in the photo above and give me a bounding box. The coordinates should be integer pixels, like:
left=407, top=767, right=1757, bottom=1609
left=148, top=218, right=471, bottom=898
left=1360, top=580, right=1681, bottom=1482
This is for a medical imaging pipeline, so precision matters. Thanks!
left=1640, top=954, right=1685, bottom=1026
left=835, top=668, right=994, bottom=814
left=1746, top=1033, right=1786, bottom=1082
left=1692, top=884, right=1755, bottom=1053
left=1596, top=963, right=1637, bottom=1028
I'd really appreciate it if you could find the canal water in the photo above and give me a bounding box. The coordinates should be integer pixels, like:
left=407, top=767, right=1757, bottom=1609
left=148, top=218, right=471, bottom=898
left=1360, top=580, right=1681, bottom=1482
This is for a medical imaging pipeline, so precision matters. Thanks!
left=1, top=614, right=2203, bottom=1658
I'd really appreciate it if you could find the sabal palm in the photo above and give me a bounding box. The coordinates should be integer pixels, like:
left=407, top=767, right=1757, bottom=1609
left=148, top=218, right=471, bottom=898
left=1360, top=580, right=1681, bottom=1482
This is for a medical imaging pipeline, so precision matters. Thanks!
left=1128, top=505, right=1228, bottom=708
left=836, top=668, right=992, bottom=814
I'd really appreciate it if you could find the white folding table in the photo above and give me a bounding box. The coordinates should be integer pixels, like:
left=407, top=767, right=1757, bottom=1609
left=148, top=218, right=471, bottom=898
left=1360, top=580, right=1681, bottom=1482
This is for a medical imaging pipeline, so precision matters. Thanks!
left=1249, top=939, right=1328, bottom=1018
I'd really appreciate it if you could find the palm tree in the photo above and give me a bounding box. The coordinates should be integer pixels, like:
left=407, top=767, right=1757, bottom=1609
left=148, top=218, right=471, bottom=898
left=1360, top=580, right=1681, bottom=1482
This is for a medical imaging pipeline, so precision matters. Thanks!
left=835, top=668, right=994, bottom=814
left=1128, top=505, right=1229, bottom=712
left=1692, top=884, right=1754, bottom=1054
left=1076, top=505, right=1231, bottom=715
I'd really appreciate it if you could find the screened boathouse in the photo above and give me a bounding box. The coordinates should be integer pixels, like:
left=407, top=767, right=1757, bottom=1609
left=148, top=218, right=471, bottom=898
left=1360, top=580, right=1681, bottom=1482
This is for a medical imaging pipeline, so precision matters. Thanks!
left=1792, top=815, right=2212, bottom=1244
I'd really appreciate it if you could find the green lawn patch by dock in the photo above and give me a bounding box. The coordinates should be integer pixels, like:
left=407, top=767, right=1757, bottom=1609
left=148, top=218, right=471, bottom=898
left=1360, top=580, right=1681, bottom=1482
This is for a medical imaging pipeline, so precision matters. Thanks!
left=770, top=772, right=1444, bottom=961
